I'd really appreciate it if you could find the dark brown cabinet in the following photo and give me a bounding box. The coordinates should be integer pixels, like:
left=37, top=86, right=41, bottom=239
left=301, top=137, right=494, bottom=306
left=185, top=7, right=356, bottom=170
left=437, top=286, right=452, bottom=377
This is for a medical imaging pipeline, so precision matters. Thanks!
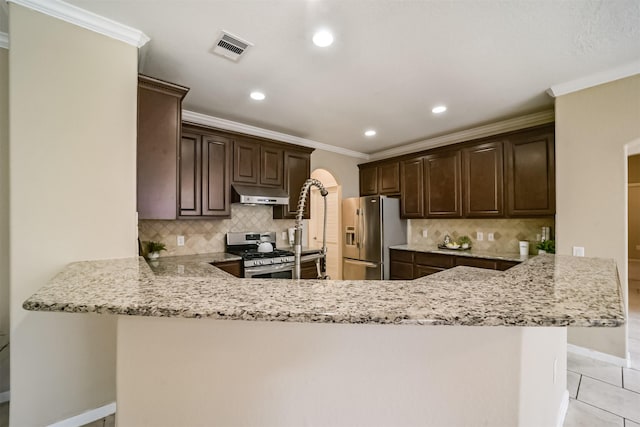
left=232, top=139, right=260, bottom=185
left=273, top=150, right=313, bottom=219
left=359, top=166, right=378, bottom=196
left=137, top=75, right=189, bottom=219
left=455, top=257, right=497, bottom=270
left=260, top=144, right=283, bottom=187
left=300, top=260, right=319, bottom=279
left=462, top=141, right=504, bottom=217
left=400, top=158, right=424, bottom=218
left=424, top=150, right=462, bottom=218
left=179, top=128, right=231, bottom=218
left=389, top=249, right=414, bottom=280
left=378, top=162, right=401, bottom=195
left=505, top=125, right=555, bottom=216
left=212, top=260, right=242, bottom=277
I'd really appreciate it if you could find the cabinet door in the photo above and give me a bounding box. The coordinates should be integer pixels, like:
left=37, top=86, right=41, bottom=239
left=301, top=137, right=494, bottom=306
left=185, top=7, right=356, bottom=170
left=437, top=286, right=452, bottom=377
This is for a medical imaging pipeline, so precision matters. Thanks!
left=463, top=141, right=504, bottom=217
left=359, top=166, right=378, bottom=196
left=378, top=162, right=400, bottom=195
left=505, top=126, right=555, bottom=216
left=424, top=150, right=462, bottom=218
left=213, top=260, right=242, bottom=277
left=414, top=265, right=445, bottom=278
left=455, top=257, right=498, bottom=270
left=300, top=260, right=319, bottom=279
left=232, top=139, right=260, bottom=184
left=400, top=158, right=424, bottom=218
left=202, top=134, right=231, bottom=217
left=273, top=150, right=311, bottom=219
left=137, top=76, right=188, bottom=219
left=179, top=132, right=202, bottom=216
left=260, top=144, right=283, bottom=187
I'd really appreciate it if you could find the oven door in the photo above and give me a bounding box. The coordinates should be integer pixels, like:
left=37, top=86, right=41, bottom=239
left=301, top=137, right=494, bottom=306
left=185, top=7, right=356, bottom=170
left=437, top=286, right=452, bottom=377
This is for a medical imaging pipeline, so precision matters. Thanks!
left=244, top=263, right=294, bottom=279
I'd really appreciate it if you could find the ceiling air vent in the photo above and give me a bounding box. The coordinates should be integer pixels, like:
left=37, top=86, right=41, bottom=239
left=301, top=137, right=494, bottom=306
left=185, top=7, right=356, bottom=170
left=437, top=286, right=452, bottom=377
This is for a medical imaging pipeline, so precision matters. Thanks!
left=212, top=31, right=253, bottom=61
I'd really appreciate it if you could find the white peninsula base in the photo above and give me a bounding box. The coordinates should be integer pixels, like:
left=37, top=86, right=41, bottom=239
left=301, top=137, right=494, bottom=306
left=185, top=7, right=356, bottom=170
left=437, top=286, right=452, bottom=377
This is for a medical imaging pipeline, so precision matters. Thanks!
left=116, top=316, right=567, bottom=427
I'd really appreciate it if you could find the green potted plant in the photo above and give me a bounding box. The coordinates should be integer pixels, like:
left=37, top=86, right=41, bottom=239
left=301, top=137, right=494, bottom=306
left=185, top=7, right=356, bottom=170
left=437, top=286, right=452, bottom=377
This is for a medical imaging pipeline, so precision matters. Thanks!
left=536, top=240, right=555, bottom=254
left=146, top=241, right=167, bottom=260
left=457, top=235, right=472, bottom=249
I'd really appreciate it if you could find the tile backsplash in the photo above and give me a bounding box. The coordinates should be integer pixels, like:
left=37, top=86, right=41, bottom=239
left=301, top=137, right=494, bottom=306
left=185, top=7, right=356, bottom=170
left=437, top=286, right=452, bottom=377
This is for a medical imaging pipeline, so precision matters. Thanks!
left=138, top=205, right=298, bottom=257
left=408, top=218, right=555, bottom=254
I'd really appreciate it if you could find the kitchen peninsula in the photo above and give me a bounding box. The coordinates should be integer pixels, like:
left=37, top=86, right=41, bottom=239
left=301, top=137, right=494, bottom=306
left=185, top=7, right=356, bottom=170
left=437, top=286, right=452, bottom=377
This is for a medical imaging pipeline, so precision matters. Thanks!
left=24, top=254, right=624, bottom=427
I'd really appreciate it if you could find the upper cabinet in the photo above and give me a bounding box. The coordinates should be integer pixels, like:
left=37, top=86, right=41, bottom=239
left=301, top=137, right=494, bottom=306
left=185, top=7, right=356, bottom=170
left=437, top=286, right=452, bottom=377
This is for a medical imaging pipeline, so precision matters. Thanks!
left=462, top=140, right=504, bottom=217
left=273, top=150, right=313, bottom=219
left=137, top=75, right=189, bottom=220
left=400, top=157, right=424, bottom=218
left=358, top=161, right=400, bottom=196
left=360, top=124, right=555, bottom=219
left=179, top=127, right=232, bottom=218
left=232, top=139, right=260, bottom=185
left=504, top=125, right=555, bottom=216
left=260, top=144, right=284, bottom=187
left=424, top=150, right=462, bottom=218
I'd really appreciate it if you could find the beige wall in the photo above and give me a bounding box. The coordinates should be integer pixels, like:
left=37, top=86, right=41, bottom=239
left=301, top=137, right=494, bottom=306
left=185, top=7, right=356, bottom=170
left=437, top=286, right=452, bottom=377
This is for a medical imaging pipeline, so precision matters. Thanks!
left=0, top=45, right=9, bottom=395
left=630, top=155, right=640, bottom=260
left=556, top=74, right=640, bottom=358
left=9, top=5, right=137, bottom=425
left=310, top=149, right=361, bottom=199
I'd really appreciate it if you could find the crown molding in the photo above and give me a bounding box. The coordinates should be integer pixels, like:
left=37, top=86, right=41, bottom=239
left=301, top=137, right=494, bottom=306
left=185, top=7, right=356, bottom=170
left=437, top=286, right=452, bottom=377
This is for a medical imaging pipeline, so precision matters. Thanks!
left=0, top=32, right=8, bottom=49
left=547, top=61, right=640, bottom=98
left=368, top=110, right=555, bottom=161
left=182, top=110, right=370, bottom=160
left=7, top=0, right=150, bottom=48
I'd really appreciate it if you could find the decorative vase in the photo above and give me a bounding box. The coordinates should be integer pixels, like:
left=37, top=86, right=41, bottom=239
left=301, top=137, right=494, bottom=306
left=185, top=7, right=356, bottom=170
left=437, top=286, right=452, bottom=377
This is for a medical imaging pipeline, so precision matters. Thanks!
left=148, top=251, right=160, bottom=260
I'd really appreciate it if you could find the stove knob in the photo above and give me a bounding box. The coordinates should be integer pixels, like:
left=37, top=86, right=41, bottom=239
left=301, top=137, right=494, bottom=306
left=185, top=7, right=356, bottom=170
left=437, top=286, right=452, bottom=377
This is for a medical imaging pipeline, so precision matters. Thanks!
left=254, top=260, right=262, bottom=266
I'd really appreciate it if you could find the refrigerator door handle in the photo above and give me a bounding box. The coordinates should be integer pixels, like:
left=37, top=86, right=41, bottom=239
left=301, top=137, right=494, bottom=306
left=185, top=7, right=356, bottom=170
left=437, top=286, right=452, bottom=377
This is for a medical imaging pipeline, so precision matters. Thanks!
left=344, top=259, right=378, bottom=268
left=360, top=206, right=366, bottom=250
left=355, top=209, right=360, bottom=249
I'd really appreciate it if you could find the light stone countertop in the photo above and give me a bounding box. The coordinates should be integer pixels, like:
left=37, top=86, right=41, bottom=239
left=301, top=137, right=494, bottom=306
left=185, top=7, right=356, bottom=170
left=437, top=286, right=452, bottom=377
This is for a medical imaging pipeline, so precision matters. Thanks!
left=22, top=253, right=624, bottom=327
left=390, top=244, right=528, bottom=262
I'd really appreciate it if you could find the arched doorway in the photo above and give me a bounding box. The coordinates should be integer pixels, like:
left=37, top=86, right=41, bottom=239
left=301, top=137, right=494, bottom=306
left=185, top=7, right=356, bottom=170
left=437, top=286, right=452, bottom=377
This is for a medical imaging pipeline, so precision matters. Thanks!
left=309, top=169, right=341, bottom=279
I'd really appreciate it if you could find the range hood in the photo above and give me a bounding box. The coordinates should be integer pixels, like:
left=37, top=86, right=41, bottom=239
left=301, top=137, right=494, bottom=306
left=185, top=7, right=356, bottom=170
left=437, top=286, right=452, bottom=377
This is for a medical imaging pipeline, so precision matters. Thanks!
left=231, top=184, right=289, bottom=206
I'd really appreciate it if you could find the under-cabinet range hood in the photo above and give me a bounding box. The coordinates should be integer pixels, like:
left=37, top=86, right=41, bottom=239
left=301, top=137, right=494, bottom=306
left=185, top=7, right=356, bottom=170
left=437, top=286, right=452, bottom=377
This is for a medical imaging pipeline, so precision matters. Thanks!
left=231, top=184, right=289, bottom=206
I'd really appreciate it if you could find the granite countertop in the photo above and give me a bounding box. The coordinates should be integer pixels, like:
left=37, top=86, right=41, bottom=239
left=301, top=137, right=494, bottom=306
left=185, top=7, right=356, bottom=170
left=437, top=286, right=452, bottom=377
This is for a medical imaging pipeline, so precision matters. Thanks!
left=23, top=253, right=624, bottom=327
left=389, top=244, right=528, bottom=262
left=146, top=252, right=240, bottom=279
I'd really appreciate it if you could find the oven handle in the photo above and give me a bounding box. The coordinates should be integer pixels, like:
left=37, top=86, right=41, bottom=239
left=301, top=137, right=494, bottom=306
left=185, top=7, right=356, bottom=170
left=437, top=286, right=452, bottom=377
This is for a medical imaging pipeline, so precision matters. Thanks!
left=244, top=262, right=294, bottom=276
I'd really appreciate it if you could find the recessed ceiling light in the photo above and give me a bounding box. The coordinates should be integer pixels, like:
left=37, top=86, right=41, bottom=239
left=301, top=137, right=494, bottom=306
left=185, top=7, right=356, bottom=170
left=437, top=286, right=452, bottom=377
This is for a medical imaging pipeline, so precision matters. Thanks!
left=250, top=91, right=266, bottom=101
left=364, top=130, right=376, bottom=137
left=313, top=30, right=334, bottom=47
left=432, top=105, right=447, bottom=114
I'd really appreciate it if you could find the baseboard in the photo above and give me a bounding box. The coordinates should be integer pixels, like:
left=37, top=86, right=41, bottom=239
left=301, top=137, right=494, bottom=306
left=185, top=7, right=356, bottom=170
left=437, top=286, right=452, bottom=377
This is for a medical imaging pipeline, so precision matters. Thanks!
left=0, top=390, right=9, bottom=403
left=556, top=390, right=569, bottom=427
left=47, top=402, right=116, bottom=427
left=567, top=344, right=630, bottom=367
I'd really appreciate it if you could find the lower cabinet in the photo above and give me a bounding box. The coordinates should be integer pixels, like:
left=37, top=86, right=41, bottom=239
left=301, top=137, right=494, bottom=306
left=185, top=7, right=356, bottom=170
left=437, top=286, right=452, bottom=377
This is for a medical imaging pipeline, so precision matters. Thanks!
left=300, top=260, right=319, bottom=279
left=389, top=249, right=520, bottom=279
left=212, top=260, right=242, bottom=277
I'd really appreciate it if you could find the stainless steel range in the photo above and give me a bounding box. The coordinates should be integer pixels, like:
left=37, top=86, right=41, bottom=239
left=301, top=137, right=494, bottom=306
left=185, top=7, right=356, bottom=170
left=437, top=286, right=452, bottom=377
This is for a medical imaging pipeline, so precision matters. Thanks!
left=225, top=232, right=296, bottom=278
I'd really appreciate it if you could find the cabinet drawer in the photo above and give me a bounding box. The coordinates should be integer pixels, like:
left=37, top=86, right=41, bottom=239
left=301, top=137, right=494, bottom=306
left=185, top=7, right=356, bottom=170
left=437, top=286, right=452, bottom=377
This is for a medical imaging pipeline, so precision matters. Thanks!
left=390, top=260, right=414, bottom=280
left=414, top=265, right=445, bottom=278
left=497, top=260, right=520, bottom=271
left=455, top=257, right=498, bottom=270
left=414, top=252, right=455, bottom=269
left=390, top=249, right=414, bottom=263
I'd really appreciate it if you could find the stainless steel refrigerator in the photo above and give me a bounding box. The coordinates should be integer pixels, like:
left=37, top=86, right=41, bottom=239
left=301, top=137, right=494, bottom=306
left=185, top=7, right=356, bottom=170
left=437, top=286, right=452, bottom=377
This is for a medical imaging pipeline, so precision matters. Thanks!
left=342, top=196, right=407, bottom=280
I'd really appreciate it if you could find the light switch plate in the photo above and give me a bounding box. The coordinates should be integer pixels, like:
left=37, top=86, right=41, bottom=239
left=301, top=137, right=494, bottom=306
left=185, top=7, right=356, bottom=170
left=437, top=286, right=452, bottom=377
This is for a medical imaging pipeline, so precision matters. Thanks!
left=572, top=246, right=585, bottom=257
left=487, top=233, right=494, bottom=242
left=477, top=232, right=483, bottom=241
left=422, top=229, right=428, bottom=238
left=177, top=235, right=185, bottom=246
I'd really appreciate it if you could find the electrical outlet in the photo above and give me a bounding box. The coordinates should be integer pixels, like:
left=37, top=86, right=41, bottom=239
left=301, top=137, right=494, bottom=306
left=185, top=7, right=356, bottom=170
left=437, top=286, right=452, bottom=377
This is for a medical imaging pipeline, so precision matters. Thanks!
left=177, top=235, right=185, bottom=246
left=422, top=229, right=428, bottom=238
left=487, top=233, right=494, bottom=242
left=572, top=246, right=585, bottom=257
left=476, top=232, right=483, bottom=241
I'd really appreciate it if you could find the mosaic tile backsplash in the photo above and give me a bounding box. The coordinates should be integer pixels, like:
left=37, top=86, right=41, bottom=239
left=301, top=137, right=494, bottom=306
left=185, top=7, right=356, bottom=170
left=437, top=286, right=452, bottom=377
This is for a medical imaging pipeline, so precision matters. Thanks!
left=408, top=218, right=555, bottom=255
left=138, top=205, right=298, bottom=257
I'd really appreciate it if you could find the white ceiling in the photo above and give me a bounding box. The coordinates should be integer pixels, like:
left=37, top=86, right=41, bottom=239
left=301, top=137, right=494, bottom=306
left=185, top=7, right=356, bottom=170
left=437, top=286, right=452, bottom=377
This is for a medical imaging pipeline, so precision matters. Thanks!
left=62, top=0, right=640, bottom=155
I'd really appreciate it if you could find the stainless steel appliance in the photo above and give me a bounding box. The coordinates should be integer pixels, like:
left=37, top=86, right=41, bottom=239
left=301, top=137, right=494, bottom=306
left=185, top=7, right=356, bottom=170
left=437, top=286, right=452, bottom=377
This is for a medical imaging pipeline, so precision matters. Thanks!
left=225, top=232, right=295, bottom=278
left=342, top=196, right=406, bottom=280
left=231, top=184, right=289, bottom=205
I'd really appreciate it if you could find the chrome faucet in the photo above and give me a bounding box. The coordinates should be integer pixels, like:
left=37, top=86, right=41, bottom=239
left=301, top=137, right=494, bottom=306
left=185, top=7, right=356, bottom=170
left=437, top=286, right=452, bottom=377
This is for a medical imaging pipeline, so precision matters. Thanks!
left=293, top=178, right=328, bottom=279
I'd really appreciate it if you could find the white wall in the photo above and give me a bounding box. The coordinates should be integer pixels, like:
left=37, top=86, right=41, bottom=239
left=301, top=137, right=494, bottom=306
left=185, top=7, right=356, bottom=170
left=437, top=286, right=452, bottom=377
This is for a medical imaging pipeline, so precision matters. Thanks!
left=555, top=74, right=640, bottom=358
left=9, top=4, right=137, bottom=425
left=311, top=149, right=361, bottom=198
left=0, top=43, right=9, bottom=396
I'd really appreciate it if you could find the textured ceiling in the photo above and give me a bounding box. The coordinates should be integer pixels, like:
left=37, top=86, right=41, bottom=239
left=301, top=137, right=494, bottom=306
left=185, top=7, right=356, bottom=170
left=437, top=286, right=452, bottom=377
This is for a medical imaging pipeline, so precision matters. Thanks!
left=66, top=0, right=640, bottom=154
